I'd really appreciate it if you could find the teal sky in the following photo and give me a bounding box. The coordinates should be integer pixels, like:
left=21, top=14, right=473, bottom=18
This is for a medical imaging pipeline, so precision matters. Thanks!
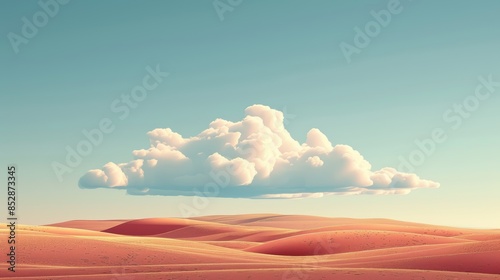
left=1, top=0, right=499, bottom=228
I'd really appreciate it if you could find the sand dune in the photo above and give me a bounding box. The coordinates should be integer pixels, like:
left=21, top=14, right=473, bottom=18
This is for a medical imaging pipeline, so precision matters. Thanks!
left=245, top=230, right=469, bottom=256
left=457, top=232, right=500, bottom=241
left=1, top=214, right=499, bottom=279
left=48, top=219, right=129, bottom=231
left=291, top=223, right=470, bottom=237
left=102, top=217, right=209, bottom=235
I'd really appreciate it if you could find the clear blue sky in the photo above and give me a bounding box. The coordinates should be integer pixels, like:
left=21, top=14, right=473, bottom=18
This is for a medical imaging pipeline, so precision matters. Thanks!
left=1, top=0, right=499, bottom=227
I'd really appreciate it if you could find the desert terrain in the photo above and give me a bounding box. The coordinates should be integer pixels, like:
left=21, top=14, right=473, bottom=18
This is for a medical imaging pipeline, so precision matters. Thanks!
left=1, top=214, right=500, bottom=279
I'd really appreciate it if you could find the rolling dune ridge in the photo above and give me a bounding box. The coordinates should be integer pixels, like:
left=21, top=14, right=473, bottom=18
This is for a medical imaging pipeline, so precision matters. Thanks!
left=1, top=214, right=499, bottom=279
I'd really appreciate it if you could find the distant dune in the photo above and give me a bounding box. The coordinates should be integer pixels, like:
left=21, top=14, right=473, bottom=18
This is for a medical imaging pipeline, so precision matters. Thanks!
left=1, top=214, right=499, bottom=279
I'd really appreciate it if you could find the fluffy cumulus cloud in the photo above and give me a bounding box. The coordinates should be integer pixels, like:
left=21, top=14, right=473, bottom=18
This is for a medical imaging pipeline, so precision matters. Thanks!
left=79, top=105, right=439, bottom=198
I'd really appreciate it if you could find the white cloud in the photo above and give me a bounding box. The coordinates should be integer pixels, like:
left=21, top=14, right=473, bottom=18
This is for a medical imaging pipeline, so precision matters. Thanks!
left=79, top=104, right=439, bottom=198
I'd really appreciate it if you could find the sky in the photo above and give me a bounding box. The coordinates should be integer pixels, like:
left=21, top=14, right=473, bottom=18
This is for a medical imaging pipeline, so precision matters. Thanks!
left=1, top=0, right=499, bottom=228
